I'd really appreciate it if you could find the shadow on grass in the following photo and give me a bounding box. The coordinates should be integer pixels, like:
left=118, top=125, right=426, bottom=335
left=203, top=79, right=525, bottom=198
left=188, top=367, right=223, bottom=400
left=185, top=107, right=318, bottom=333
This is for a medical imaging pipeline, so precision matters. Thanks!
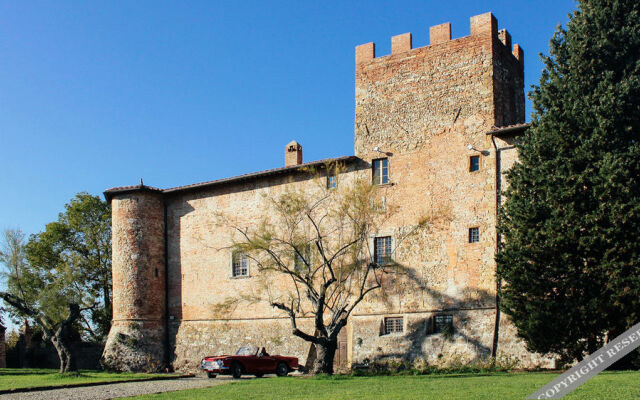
left=0, top=368, right=59, bottom=376
left=0, top=368, right=94, bottom=377
left=313, top=371, right=524, bottom=381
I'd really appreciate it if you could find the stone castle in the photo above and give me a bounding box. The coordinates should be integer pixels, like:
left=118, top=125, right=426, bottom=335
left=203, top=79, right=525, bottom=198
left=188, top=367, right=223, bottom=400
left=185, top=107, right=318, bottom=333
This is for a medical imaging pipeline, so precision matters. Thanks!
left=102, top=12, right=552, bottom=372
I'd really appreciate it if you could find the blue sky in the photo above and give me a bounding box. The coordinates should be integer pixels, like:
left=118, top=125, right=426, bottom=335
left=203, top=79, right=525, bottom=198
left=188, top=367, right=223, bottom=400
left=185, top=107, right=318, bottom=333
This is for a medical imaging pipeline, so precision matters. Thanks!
left=0, top=0, right=576, bottom=236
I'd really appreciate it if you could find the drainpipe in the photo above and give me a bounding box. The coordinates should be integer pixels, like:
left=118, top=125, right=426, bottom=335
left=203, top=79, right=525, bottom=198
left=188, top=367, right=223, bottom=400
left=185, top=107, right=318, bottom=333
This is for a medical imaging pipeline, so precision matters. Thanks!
left=490, top=134, right=501, bottom=359
left=163, top=202, right=171, bottom=371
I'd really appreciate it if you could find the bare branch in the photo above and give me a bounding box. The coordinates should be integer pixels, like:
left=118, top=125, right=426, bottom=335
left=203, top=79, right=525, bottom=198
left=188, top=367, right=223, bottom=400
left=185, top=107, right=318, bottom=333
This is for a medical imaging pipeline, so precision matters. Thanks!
left=271, top=301, right=320, bottom=344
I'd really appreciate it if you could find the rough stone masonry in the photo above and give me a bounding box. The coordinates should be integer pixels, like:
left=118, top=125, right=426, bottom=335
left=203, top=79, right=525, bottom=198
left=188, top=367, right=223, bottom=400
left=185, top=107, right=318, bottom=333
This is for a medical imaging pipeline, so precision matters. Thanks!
left=102, top=12, right=554, bottom=372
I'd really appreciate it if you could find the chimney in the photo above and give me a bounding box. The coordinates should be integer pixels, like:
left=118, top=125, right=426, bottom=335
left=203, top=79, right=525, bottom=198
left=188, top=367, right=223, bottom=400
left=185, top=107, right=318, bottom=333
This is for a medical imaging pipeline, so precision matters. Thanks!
left=285, top=141, right=303, bottom=167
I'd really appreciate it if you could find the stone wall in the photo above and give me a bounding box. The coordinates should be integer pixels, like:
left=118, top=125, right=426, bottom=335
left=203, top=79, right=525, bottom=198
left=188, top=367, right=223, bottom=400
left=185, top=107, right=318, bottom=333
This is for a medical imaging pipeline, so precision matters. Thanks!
left=169, top=319, right=316, bottom=371
left=6, top=325, right=104, bottom=369
left=352, top=15, right=499, bottom=309
left=350, top=310, right=551, bottom=369
left=164, top=164, right=369, bottom=371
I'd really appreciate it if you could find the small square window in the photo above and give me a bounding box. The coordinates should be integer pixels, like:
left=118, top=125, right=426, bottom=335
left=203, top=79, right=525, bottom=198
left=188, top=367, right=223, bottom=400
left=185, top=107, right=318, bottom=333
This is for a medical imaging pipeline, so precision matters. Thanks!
left=469, top=155, right=480, bottom=172
left=384, top=317, right=403, bottom=334
left=372, top=158, right=389, bottom=185
left=327, top=174, right=337, bottom=189
left=433, top=314, right=454, bottom=333
left=374, top=236, right=392, bottom=265
left=232, top=252, right=248, bottom=277
left=468, top=227, right=480, bottom=243
left=294, top=245, right=311, bottom=273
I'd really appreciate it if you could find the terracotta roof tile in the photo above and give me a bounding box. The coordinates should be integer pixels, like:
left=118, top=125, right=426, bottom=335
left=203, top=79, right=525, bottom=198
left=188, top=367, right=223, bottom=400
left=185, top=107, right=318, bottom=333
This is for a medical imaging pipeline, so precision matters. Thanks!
left=104, top=155, right=359, bottom=200
left=164, top=156, right=358, bottom=193
left=104, top=184, right=162, bottom=193
left=487, top=123, right=530, bottom=136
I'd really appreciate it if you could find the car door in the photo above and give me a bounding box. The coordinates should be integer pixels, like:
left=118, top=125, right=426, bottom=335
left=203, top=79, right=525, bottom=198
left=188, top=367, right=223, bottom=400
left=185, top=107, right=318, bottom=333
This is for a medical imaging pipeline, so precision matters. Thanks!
left=240, top=355, right=259, bottom=374
left=259, top=355, right=278, bottom=373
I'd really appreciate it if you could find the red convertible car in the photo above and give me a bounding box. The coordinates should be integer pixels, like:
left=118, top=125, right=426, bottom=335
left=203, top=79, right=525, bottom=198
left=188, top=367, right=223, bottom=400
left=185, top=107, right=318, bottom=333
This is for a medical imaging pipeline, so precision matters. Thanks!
left=201, top=345, right=299, bottom=378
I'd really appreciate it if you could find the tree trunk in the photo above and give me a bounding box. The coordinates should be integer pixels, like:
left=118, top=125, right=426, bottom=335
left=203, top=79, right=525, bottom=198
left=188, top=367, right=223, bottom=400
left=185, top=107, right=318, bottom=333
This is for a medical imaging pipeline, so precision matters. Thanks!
left=0, top=293, right=81, bottom=373
left=312, top=340, right=337, bottom=375
left=51, top=333, right=76, bottom=373
left=491, top=280, right=501, bottom=358
left=51, top=304, right=81, bottom=373
left=103, top=285, right=112, bottom=315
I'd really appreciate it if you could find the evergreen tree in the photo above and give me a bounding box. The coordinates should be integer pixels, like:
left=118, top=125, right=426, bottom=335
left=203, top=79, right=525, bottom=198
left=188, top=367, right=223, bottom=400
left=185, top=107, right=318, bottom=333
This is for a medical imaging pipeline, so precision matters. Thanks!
left=497, top=0, right=640, bottom=365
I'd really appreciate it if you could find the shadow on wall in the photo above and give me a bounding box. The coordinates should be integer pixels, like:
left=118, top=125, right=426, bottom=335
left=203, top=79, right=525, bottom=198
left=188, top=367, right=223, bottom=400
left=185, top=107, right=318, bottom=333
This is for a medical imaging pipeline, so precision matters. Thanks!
left=165, top=199, right=195, bottom=369
left=362, top=264, right=497, bottom=365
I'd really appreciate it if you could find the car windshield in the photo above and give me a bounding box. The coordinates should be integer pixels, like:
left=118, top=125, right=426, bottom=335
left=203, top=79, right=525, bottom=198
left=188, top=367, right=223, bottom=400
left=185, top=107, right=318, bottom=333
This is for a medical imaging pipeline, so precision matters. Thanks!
left=236, top=346, right=259, bottom=356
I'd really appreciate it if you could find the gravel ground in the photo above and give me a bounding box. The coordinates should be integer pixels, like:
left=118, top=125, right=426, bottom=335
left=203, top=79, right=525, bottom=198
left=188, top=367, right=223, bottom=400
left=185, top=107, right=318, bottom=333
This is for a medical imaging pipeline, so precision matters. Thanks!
left=0, top=377, right=231, bottom=400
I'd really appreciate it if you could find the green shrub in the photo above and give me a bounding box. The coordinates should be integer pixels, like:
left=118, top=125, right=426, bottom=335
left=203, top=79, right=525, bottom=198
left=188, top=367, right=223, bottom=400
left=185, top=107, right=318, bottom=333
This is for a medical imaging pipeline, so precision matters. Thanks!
left=351, top=355, right=521, bottom=376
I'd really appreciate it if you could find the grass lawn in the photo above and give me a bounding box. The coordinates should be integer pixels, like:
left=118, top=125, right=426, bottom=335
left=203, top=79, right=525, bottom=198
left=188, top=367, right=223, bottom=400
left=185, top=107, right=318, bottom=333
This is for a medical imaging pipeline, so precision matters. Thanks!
left=132, top=370, right=640, bottom=400
left=0, top=368, right=168, bottom=391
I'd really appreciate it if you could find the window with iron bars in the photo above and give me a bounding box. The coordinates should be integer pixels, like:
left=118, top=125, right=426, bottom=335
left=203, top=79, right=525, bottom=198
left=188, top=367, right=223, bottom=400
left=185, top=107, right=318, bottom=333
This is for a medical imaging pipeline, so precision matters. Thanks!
left=433, top=314, right=454, bottom=333
left=468, top=227, right=480, bottom=243
left=384, top=316, right=404, bottom=334
left=374, top=236, right=392, bottom=266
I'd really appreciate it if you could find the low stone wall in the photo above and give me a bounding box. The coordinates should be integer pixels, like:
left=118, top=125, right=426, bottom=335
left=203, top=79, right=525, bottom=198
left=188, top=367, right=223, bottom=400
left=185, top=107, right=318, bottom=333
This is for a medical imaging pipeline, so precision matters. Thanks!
left=8, top=336, right=103, bottom=369
left=351, top=309, right=553, bottom=369
left=168, top=310, right=553, bottom=372
left=169, top=318, right=315, bottom=372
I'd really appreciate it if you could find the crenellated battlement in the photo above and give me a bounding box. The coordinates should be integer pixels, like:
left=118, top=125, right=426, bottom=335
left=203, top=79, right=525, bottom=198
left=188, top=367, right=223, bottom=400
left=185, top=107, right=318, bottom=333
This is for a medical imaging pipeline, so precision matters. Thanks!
left=356, top=12, right=523, bottom=66
left=354, top=11, right=525, bottom=157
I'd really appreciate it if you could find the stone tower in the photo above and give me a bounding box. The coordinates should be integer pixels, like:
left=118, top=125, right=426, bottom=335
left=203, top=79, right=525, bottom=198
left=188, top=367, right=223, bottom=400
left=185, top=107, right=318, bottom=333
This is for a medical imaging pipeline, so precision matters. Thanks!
left=354, top=12, right=524, bottom=159
left=102, top=186, right=167, bottom=372
left=348, top=12, right=527, bottom=364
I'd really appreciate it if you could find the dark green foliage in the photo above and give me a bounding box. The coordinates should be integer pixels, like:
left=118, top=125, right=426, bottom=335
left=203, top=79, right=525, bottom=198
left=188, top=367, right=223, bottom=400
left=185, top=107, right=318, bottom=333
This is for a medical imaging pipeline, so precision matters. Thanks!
left=497, top=0, right=640, bottom=365
left=0, top=193, right=111, bottom=372
left=25, top=192, right=112, bottom=341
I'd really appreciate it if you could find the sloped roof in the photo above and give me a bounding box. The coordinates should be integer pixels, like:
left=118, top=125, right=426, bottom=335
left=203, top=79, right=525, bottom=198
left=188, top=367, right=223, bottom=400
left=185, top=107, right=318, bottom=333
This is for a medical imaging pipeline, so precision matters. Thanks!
left=104, top=155, right=359, bottom=201
left=486, top=123, right=530, bottom=136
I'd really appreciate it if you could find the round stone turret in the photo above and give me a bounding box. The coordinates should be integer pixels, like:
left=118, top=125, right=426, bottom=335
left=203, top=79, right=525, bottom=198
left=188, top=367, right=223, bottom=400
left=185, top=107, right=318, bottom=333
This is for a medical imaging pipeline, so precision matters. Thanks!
left=102, top=187, right=166, bottom=372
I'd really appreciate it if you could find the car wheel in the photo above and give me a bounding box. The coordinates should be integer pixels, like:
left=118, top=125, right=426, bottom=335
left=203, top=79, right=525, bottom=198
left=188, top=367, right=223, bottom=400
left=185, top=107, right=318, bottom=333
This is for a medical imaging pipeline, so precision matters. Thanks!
left=254, top=373, right=264, bottom=378
left=207, top=372, right=216, bottom=379
left=231, top=362, right=243, bottom=379
left=276, top=362, right=289, bottom=377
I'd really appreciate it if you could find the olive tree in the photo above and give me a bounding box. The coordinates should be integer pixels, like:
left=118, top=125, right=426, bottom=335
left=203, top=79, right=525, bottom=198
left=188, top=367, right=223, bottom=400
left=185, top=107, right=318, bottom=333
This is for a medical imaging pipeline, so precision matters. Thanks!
left=0, top=228, right=88, bottom=372
left=0, top=193, right=111, bottom=372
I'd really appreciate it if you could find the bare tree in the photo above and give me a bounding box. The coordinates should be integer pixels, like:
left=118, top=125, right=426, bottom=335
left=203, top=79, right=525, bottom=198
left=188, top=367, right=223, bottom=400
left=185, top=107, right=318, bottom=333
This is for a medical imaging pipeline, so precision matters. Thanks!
left=215, top=165, right=444, bottom=374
